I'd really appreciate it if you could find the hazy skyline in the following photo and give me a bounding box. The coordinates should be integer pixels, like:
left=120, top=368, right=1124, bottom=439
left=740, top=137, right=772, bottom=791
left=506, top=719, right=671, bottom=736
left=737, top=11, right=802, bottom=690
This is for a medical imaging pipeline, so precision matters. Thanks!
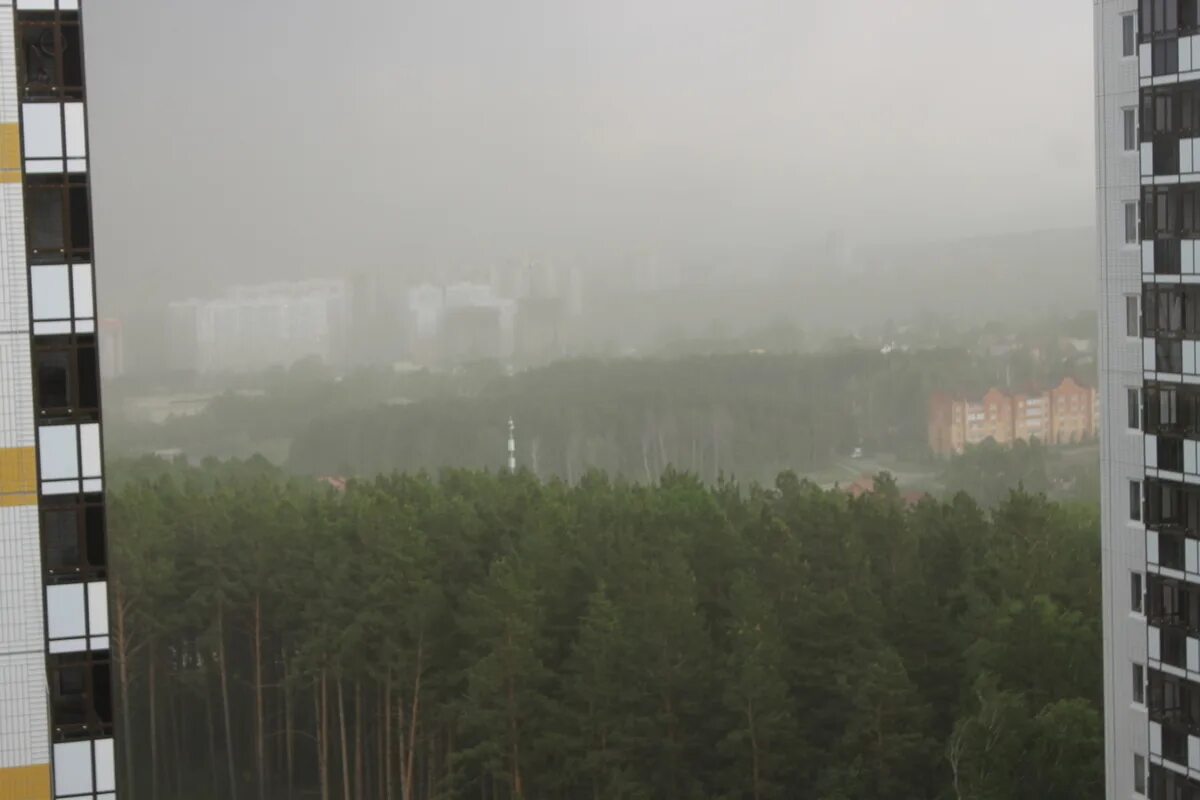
left=84, top=0, right=1094, bottom=308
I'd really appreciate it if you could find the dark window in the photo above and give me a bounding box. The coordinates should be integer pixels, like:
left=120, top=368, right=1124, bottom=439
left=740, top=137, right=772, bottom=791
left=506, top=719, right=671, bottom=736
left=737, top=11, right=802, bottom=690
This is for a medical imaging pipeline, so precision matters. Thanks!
left=1129, top=201, right=1141, bottom=243
left=1155, top=39, right=1180, bottom=75
left=43, top=508, right=79, bottom=572
left=1144, top=286, right=1200, bottom=336
left=1137, top=754, right=1146, bottom=795
left=1135, top=663, right=1145, bottom=704
left=36, top=350, right=69, bottom=410
left=1166, top=725, right=1190, bottom=766
left=1157, top=339, right=1184, bottom=372
left=1125, top=14, right=1137, bottom=56
left=1135, top=572, right=1145, bottom=614
left=1139, top=184, right=1200, bottom=238
left=77, top=344, right=97, bottom=409
left=1149, top=763, right=1200, bottom=799
left=33, top=336, right=99, bottom=421
left=1144, top=0, right=1181, bottom=36
left=1164, top=627, right=1189, bottom=668
left=1161, top=436, right=1186, bottom=471
left=1131, top=295, right=1142, bottom=337
left=24, top=173, right=91, bottom=265
left=1133, top=480, right=1144, bottom=522
left=84, top=504, right=105, bottom=570
left=50, top=663, right=87, bottom=726
left=48, top=651, right=113, bottom=740
left=17, top=12, right=83, bottom=102
left=1187, top=0, right=1200, bottom=30
left=1127, top=107, right=1139, bottom=151
left=1158, top=239, right=1183, bottom=274
left=1157, top=135, right=1182, bottom=174
left=1160, top=532, right=1188, bottom=570
left=1131, top=387, right=1143, bottom=429
left=1148, top=384, right=1183, bottom=432
left=40, top=493, right=106, bottom=583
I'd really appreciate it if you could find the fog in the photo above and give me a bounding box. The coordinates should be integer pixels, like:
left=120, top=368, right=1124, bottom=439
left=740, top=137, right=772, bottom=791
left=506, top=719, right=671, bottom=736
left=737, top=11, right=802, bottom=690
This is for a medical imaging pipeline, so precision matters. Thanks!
left=83, top=0, right=1094, bottom=317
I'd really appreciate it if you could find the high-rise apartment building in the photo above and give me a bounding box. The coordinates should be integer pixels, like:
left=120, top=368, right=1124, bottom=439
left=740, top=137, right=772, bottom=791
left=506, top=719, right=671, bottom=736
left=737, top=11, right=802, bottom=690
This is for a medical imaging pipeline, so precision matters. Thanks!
left=0, top=2, right=116, bottom=798
left=1096, top=1, right=1200, bottom=796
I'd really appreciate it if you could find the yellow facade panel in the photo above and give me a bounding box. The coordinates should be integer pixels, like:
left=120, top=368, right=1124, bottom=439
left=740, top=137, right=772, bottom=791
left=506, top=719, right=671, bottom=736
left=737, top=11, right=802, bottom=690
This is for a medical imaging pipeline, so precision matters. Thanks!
left=0, top=764, right=50, bottom=800
left=0, top=447, right=37, bottom=506
left=0, top=123, right=19, bottom=172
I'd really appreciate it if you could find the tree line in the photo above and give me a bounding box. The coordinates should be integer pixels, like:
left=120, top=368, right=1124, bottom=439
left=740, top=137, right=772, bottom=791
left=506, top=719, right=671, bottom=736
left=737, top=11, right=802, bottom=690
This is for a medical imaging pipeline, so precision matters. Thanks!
left=286, top=352, right=996, bottom=481
left=109, top=460, right=1102, bottom=800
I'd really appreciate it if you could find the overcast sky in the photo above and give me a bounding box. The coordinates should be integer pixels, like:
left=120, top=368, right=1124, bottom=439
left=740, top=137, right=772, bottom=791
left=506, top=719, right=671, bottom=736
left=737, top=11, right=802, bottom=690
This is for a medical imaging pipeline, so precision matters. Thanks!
left=83, top=0, right=1094, bottom=304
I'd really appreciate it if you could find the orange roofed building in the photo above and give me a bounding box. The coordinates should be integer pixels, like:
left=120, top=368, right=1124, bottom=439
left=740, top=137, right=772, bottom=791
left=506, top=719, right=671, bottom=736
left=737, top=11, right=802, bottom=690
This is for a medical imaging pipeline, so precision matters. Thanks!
left=928, top=377, right=1098, bottom=457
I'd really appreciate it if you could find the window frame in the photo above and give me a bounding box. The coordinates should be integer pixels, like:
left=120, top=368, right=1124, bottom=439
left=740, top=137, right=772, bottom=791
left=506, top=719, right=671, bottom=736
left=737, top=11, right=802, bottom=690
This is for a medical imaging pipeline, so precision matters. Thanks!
left=1130, top=387, right=1143, bottom=430
left=1127, top=200, right=1140, bottom=244
left=32, top=333, right=99, bottom=423
left=1124, top=13, right=1138, bottom=57
left=1132, top=479, right=1144, bottom=522
left=1134, top=662, right=1145, bottom=704
left=15, top=9, right=85, bottom=103
left=40, top=492, right=106, bottom=585
left=48, top=649, right=113, bottom=742
left=1129, top=294, right=1142, bottom=338
left=23, top=170, right=92, bottom=266
left=1134, top=571, right=1145, bottom=614
left=1125, top=106, right=1139, bottom=152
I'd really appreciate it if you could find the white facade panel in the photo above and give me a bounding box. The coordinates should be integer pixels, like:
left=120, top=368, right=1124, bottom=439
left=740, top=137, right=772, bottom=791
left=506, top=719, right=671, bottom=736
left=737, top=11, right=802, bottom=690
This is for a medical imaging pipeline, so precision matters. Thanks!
left=53, top=741, right=93, bottom=796
left=79, top=423, right=101, bottom=478
left=39, top=425, right=77, bottom=481
left=46, top=584, right=85, bottom=641
left=21, top=102, right=60, bottom=159
left=94, top=739, right=115, bottom=793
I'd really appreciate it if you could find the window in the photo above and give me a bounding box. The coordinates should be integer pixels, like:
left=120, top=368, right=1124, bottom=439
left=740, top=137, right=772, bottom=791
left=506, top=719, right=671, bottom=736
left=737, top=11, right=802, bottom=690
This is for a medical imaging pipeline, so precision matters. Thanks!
left=33, top=335, right=99, bottom=421
left=1127, top=201, right=1140, bottom=244
left=1133, top=572, right=1144, bottom=613
left=1157, top=339, right=1185, bottom=372
left=1126, top=107, right=1138, bottom=152
left=1132, top=480, right=1143, bottom=522
left=24, top=172, right=91, bottom=266
left=17, top=11, right=84, bottom=102
left=49, top=651, right=112, bottom=740
left=1129, top=295, right=1142, bottom=337
left=1124, top=14, right=1137, bottom=57
left=1154, top=40, right=1180, bottom=75
left=1136, top=753, right=1146, bottom=795
left=41, top=493, right=106, bottom=583
left=1130, top=388, right=1142, bottom=429
left=1134, top=663, right=1145, bottom=704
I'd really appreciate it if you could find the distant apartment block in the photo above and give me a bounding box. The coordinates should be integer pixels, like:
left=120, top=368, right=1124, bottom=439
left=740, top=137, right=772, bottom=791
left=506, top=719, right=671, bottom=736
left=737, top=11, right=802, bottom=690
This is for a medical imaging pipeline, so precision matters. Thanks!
left=168, top=279, right=347, bottom=373
left=927, top=378, right=1100, bottom=456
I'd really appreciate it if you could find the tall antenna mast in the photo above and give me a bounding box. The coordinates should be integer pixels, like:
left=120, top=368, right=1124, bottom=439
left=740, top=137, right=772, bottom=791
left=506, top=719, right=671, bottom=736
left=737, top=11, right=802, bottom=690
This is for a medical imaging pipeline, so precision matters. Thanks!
left=507, top=418, right=517, bottom=473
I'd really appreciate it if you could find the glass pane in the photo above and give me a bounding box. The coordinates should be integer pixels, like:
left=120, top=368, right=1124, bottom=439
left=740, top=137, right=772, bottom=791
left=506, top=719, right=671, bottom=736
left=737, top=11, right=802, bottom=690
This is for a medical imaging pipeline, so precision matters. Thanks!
left=77, top=344, right=97, bottom=409
left=36, top=350, right=69, bottom=410
left=26, top=186, right=64, bottom=254
left=84, top=505, right=105, bottom=569
left=44, top=508, right=79, bottom=570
